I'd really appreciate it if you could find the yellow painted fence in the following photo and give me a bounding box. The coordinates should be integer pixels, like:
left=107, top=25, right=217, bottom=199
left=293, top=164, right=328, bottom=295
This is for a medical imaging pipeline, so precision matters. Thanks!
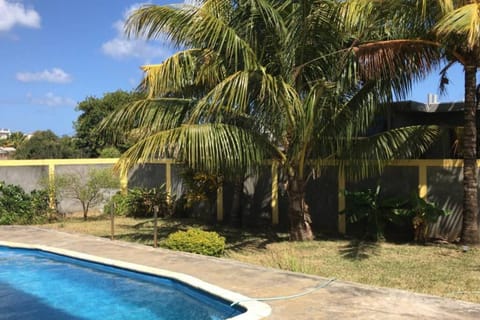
left=0, top=158, right=470, bottom=235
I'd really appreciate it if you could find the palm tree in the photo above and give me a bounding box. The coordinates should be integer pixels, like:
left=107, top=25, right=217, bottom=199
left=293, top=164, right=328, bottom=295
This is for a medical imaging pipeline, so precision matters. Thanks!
left=1, top=131, right=25, bottom=148
left=102, top=0, right=439, bottom=240
left=343, top=0, right=480, bottom=244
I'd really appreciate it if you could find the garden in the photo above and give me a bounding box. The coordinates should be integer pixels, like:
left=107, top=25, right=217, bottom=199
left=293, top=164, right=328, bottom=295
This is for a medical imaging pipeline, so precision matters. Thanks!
left=1, top=175, right=478, bottom=304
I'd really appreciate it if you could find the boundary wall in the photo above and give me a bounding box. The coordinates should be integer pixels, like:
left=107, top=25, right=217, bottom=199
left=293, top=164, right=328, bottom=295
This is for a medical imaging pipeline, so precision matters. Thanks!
left=0, top=159, right=476, bottom=240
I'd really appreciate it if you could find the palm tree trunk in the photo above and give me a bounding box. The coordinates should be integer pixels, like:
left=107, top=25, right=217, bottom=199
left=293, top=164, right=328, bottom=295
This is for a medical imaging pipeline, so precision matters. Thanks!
left=287, top=177, right=314, bottom=241
left=461, top=64, right=480, bottom=245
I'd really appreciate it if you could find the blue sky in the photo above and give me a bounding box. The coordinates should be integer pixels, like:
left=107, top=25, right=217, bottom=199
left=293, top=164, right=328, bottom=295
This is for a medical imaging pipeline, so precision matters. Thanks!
left=0, top=0, right=468, bottom=136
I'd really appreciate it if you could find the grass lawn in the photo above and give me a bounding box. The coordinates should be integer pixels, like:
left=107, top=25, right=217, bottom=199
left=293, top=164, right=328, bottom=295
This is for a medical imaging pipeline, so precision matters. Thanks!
left=43, top=215, right=480, bottom=304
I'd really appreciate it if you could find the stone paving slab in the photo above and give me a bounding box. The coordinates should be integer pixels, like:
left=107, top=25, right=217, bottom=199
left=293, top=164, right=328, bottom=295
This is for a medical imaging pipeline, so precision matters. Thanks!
left=1, top=226, right=480, bottom=319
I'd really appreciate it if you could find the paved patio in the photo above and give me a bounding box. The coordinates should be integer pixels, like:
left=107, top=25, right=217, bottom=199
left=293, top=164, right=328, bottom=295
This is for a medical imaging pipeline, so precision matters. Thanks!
left=1, top=226, right=480, bottom=319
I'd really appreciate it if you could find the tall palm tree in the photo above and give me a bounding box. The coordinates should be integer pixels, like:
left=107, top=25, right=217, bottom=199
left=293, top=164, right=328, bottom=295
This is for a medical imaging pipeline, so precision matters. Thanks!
left=343, top=0, right=480, bottom=244
left=102, top=0, right=439, bottom=240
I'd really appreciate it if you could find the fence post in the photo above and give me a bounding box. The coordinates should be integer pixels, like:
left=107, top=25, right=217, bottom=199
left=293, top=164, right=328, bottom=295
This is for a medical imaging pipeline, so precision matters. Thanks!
left=271, top=161, right=279, bottom=225
left=110, top=202, right=115, bottom=240
left=418, top=163, right=427, bottom=200
left=48, top=163, right=56, bottom=211
left=153, top=205, right=159, bottom=248
left=338, top=168, right=346, bottom=235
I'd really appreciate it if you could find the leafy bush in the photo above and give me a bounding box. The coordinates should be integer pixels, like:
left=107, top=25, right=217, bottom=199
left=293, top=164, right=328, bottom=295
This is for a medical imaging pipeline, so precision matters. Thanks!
left=162, top=228, right=225, bottom=257
left=53, top=168, right=120, bottom=221
left=394, top=194, right=450, bottom=243
left=180, top=169, right=220, bottom=207
left=125, top=186, right=173, bottom=218
left=343, top=186, right=449, bottom=242
left=103, top=192, right=129, bottom=216
left=343, top=186, right=409, bottom=241
left=0, top=182, right=49, bottom=225
left=99, top=147, right=121, bottom=158
left=104, top=186, right=173, bottom=218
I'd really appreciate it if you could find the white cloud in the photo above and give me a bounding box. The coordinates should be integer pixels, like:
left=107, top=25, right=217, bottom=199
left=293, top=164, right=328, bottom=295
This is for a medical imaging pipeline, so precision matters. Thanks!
left=16, top=68, right=72, bottom=83
left=101, top=3, right=174, bottom=61
left=0, top=0, right=40, bottom=31
left=28, top=92, right=76, bottom=107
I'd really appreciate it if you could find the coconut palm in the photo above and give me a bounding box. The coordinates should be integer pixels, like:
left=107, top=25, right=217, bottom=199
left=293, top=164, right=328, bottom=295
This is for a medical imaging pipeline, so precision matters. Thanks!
left=101, top=0, right=439, bottom=240
left=343, top=0, right=480, bottom=244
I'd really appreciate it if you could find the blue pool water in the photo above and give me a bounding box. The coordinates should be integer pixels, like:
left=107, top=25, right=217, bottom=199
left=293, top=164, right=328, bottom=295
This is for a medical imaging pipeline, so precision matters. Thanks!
left=0, top=247, right=244, bottom=320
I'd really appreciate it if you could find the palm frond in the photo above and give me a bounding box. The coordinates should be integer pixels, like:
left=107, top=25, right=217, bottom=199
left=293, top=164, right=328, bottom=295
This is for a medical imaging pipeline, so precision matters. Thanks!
left=353, top=39, right=442, bottom=98
left=115, top=123, right=284, bottom=177
left=140, top=49, right=225, bottom=98
left=126, top=3, right=260, bottom=70
left=435, top=3, right=480, bottom=49
left=190, top=70, right=302, bottom=131
left=338, top=125, right=442, bottom=181
left=98, top=98, right=192, bottom=143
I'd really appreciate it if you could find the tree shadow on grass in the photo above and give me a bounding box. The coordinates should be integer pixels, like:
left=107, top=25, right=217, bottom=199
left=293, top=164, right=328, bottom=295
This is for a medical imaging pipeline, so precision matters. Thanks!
left=95, top=217, right=288, bottom=251
left=114, top=219, right=182, bottom=244
left=339, top=239, right=380, bottom=260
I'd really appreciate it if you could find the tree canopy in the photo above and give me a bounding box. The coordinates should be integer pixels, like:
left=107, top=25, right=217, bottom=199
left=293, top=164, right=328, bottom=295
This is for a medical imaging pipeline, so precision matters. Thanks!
left=14, top=130, right=81, bottom=160
left=102, top=0, right=440, bottom=240
left=75, top=90, right=145, bottom=157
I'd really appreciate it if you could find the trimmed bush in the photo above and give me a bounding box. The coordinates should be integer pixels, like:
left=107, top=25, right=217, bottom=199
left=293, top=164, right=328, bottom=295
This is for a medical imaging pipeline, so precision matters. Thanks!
left=162, top=228, right=225, bottom=257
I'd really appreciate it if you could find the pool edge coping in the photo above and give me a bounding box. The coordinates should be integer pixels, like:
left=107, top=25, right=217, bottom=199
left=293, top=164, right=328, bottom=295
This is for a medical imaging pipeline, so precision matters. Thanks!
left=0, top=240, right=272, bottom=320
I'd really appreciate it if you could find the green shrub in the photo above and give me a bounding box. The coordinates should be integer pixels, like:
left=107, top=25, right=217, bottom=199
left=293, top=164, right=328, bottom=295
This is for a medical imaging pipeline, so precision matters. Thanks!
left=0, top=182, right=49, bottom=225
left=162, top=228, right=225, bottom=257
left=99, top=147, right=121, bottom=158
left=343, top=186, right=449, bottom=242
left=103, top=192, right=129, bottom=216
left=125, top=186, right=173, bottom=218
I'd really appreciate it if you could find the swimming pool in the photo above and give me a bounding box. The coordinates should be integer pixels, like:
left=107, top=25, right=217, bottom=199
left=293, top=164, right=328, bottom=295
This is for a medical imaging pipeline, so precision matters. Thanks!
left=0, top=245, right=269, bottom=320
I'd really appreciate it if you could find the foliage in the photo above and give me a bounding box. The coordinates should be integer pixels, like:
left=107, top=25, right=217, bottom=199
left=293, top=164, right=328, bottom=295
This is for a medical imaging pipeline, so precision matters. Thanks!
left=53, top=168, right=120, bottom=220
left=180, top=169, right=221, bottom=208
left=99, top=147, right=121, bottom=158
left=75, top=90, right=144, bottom=157
left=162, top=228, right=225, bottom=257
left=343, top=186, right=410, bottom=241
left=344, top=187, right=449, bottom=242
left=14, top=130, right=81, bottom=159
left=1, top=131, right=25, bottom=148
left=395, top=195, right=450, bottom=243
left=126, top=186, right=173, bottom=218
left=103, top=192, right=129, bottom=216
left=342, top=0, right=480, bottom=244
left=0, top=182, right=49, bottom=225
left=101, top=0, right=440, bottom=241
left=104, top=186, right=173, bottom=218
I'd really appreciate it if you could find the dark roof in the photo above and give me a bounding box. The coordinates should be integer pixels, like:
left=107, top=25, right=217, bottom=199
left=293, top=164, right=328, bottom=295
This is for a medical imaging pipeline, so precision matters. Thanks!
left=391, top=100, right=466, bottom=113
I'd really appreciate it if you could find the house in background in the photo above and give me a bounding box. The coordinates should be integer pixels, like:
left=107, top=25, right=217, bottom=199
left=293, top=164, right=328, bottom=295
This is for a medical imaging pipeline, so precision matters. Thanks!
left=0, top=147, right=15, bottom=160
left=384, top=94, right=468, bottom=159
left=0, top=129, right=11, bottom=140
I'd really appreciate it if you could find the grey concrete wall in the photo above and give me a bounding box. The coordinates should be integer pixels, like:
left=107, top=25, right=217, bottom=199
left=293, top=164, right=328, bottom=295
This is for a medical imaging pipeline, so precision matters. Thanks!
left=0, top=166, right=48, bottom=192
left=0, top=161, right=478, bottom=240
left=426, top=166, right=477, bottom=242
left=54, top=164, right=117, bottom=214
left=128, top=164, right=166, bottom=189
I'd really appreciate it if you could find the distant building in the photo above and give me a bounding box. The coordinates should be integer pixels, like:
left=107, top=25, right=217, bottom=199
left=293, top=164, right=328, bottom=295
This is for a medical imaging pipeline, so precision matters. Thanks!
left=385, top=94, right=470, bottom=158
left=0, top=129, right=11, bottom=140
left=0, top=147, right=15, bottom=160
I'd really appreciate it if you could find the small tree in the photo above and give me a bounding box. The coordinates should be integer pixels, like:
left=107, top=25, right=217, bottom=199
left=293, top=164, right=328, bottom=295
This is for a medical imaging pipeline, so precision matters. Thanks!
left=54, top=168, right=120, bottom=220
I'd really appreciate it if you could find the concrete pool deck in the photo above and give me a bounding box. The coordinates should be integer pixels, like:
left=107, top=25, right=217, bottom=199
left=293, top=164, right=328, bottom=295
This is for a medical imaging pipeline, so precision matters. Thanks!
left=1, top=226, right=480, bottom=320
